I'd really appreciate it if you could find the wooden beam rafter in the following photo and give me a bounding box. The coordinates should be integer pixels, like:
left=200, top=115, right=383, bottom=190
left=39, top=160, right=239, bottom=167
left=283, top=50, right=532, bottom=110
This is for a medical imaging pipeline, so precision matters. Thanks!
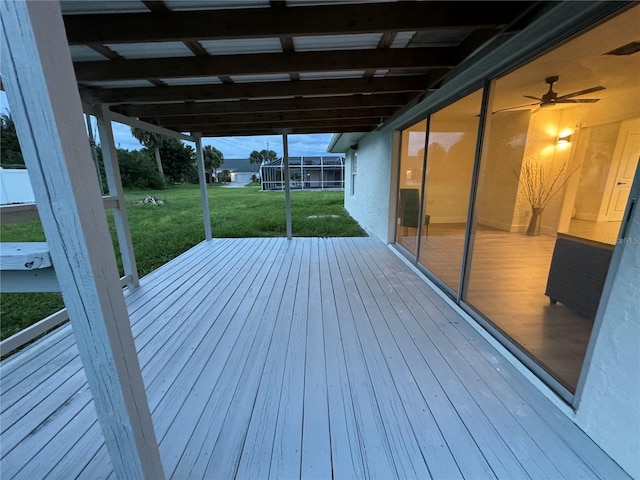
left=113, top=93, right=413, bottom=117
left=166, top=118, right=381, bottom=133
left=143, top=107, right=394, bottom=127
left=81, top=75, right=435, bottom=104
left=63, top=2, right=531, bottom=44
left=200, top=124, right=375, bottom=137
left=74, top=47, right=456, bottom=82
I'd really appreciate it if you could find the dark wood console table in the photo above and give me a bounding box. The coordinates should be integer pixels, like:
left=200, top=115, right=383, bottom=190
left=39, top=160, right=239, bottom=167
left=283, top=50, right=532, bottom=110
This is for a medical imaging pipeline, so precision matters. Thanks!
left=544, top=233, right=614, bottom=319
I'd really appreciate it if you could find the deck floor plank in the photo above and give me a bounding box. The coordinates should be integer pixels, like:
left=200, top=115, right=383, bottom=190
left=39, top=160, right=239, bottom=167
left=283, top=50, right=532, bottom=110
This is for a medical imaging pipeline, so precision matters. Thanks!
left=235, top=239, right=303, bottom=480
left=301, top=238, right=333, bottom=479
left=324, top=238, right=397, bottom=479
left=268, top=238, right=312, bottom=480
left=337, top=238, right=461, bottom=480
left=201, top=239, right=301, bottom=479
left=0, top=237, right=631, bottom=480
left=154, top=238, right=286, bottom=477
left=374, top=242, right=610, bottom=479
left=352, top=238, right=539, bottom=479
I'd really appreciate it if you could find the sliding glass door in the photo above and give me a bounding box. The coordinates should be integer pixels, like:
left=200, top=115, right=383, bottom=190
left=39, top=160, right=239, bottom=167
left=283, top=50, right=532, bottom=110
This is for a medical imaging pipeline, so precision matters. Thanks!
left=418, top=91, right=482, bottom=292
left=396, top=120, right=427, bottom=257
left=394, top=5, right=639, bottom=395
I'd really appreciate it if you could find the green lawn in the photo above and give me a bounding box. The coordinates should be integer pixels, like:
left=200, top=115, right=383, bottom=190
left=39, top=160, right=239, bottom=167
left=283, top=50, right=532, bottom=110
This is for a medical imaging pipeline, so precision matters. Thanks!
left=0, top=183, right=365, bottom=340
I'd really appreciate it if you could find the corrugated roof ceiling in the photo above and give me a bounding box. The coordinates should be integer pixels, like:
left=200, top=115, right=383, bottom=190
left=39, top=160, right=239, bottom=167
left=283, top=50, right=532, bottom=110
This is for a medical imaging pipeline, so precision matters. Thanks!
left=61, top=1, right=550, bottom=137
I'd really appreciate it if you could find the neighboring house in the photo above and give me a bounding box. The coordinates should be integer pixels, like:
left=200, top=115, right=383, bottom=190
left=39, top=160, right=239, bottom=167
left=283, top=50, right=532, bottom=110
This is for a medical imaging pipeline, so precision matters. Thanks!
left=329, top=4, right=639, bottom=477
left=216, top=158, right=260, bottom=184
left=261, top=156, right=345, bottom=191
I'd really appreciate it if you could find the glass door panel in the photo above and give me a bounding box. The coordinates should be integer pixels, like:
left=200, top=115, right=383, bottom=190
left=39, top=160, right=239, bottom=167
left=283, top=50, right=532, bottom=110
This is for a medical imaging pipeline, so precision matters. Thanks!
left=462, top=13, right=639, bottom=392
left=396, top=120, right=427, bottom=256
left=418, top=91, right=482, bottom=292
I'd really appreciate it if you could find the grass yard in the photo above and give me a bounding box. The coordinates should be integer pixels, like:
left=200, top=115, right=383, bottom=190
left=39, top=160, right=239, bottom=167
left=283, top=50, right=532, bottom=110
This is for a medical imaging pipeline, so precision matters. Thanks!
left=0, top=183, right=365, bottom=340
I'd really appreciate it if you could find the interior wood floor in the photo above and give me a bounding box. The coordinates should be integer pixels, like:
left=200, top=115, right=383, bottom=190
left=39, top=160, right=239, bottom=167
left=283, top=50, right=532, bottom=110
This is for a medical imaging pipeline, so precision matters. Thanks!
left=399, top=223, right=607, bottom=391
left=0, top=237, right=628, bottom=479
left=565, top=218, right=621, bottom=245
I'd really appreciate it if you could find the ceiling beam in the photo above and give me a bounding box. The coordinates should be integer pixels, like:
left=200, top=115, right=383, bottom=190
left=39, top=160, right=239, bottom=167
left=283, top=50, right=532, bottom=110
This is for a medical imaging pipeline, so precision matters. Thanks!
left=81, top=75, right=435, bottom=104
left=143, top=107, right=395, bottom=126
left=167, top=118, right=381, bottom=133
left=200, top=125, right=373, bottom=137
left=74, top=47, right=457, bottom=82
left=199, top=122, right=379, bottom=137
left=63, top=2, right=531, bottom=44
left=113, top=93, right=413, bottom=117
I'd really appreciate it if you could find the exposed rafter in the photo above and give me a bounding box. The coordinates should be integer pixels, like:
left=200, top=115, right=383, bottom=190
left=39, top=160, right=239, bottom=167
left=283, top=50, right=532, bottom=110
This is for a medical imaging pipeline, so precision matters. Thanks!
left=64, top=2, right=530, bottom=44
left=81, top=75, right=439, bottom=104
left=60, top=0, right=545, bottom=137
left=113, top=94, right=413, bottom=118
left=144, top=107, right=394, bottom=129
left=74, top=47, right=457, bottom=82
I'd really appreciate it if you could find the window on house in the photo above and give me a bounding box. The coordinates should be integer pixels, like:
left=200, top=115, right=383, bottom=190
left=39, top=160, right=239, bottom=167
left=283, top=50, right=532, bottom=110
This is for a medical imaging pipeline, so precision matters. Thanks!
left=350, top=152, right=357, bottom=196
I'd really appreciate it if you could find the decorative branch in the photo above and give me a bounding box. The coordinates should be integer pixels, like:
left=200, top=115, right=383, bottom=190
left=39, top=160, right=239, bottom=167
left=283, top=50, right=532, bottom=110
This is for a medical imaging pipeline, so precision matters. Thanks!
left=514, top=158, right=580, bottom=209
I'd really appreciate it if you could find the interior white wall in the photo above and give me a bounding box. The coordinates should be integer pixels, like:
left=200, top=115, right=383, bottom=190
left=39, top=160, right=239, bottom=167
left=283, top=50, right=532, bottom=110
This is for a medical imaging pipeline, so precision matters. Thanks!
left=576, top=191, right=640, bottom=479
left=343, top=130, right=394, bottom=242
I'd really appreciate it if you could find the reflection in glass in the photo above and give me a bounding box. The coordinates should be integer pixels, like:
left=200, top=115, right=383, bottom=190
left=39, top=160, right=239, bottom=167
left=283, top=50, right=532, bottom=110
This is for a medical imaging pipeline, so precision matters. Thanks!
left=418, top=91, right=481, bottom=291
left=464, top=68, right=638, bottom=391
left=396, top=120, right=427, bottom=256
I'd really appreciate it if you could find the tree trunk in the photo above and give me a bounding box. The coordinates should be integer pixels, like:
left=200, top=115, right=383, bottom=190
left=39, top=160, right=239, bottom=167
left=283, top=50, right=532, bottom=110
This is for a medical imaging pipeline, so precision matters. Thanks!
left=154, top=146, right=167, bottom=186
left=154, top=146, right=164, bottom=177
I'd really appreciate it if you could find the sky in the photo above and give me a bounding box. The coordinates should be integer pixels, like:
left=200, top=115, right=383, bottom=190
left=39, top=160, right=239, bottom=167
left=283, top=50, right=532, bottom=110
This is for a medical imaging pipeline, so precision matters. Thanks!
left=1, top=91, right=335, bottom=159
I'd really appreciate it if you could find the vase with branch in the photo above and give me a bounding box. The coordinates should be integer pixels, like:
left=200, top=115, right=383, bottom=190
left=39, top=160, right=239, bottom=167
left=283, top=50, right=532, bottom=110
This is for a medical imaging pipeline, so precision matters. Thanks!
left=514, top=159, right=580, bottom=236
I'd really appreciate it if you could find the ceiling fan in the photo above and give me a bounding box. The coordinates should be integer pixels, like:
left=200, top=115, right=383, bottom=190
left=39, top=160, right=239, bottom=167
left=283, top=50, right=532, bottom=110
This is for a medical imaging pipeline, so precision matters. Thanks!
left=493, top=75, right=605, bottom=114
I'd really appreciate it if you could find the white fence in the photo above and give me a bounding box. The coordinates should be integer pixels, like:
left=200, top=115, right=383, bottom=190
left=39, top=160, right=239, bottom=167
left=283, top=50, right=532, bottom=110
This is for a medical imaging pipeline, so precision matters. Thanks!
left=0, top=168, right=35, bottom=204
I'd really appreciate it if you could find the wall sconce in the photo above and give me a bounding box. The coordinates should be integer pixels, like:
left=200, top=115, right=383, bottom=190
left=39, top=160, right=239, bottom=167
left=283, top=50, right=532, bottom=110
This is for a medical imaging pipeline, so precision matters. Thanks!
left=557, top=134, right=572, bottom=145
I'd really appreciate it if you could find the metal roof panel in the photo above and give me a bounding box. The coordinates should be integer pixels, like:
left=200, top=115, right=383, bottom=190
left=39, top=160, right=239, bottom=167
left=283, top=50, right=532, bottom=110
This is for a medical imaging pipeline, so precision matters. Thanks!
left=299, top=71, right=365, bottom=80
left=162, top=77, right=224, bottom=86
left=105, top=42, right=195, bottom=59
left=230, top=74, right=292, bottom=83
left=164, top=0, right=270, bottom=10
left=200, top=38, right=283, bottom=55
left=69, top=45, right=109, bottom=62
left=60, top=0, right=147, bottom=14
left=293, top=34, right=383, bottom=52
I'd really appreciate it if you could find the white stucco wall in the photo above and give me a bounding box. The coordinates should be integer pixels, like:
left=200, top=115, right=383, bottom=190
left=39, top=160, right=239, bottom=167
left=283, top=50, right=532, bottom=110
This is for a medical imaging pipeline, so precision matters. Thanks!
left=343, top=130, right=396, bottom=242
left=576, top=196, right=640, bottom=479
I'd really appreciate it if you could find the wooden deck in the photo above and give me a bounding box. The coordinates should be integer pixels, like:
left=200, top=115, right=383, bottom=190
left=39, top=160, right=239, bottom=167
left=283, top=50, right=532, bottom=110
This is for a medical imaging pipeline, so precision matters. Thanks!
left=0, top=237, right=630, bottom=479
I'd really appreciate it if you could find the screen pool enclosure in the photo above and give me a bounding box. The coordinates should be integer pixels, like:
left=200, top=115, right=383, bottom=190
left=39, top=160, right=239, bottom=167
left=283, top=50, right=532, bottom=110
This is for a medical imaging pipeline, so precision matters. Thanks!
left=261, top=156, right=345, bottom=191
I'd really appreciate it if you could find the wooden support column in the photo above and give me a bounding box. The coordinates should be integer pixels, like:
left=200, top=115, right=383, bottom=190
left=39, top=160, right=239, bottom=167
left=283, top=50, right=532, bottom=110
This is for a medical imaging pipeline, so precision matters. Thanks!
left=96, top=105, right=140, bottom=288
left=194, top=133, right=213, bottom=240
left=0, top=2, right=164, bottom=479
left=283, top=133, right=293, bottom=239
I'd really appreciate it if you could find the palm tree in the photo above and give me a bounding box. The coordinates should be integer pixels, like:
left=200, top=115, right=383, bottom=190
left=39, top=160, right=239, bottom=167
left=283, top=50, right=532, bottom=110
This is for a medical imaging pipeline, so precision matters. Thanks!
left=203, top=145, right=224, bottom=183
left=131, top=127, right=165, bottom=182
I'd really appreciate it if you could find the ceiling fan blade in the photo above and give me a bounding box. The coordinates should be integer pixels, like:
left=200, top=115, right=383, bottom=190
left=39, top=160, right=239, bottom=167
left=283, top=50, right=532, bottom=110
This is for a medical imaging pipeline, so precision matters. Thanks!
left=557, top=98, right=601, bottom=104
left=492, top=102, right=539, bottom=114
left=523, top=95, right=542, bottom=101
left=556, top=85, right=605, bottom=100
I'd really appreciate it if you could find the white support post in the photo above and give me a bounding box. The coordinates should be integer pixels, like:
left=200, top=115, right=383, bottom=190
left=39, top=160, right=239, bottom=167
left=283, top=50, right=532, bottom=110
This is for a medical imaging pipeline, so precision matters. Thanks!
left=194, top=133, right=213, bottom=240
left=0, top=3, right=164, bottom=479
left=283, top=133, right=293, bottom=240
left=96, top=105, right=140, bottom=288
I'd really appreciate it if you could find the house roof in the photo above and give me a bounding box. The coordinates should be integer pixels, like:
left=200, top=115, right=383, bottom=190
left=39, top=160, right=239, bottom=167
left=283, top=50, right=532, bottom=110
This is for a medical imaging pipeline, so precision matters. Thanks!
left=217, top=158, right=261, bottom=173
left=58, top=0, right=550, bottom=138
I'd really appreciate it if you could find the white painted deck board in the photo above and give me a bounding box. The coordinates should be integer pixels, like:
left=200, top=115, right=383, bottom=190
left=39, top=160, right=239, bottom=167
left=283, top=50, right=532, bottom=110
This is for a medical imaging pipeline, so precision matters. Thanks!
left=0, top=237, right=631, bottom=480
